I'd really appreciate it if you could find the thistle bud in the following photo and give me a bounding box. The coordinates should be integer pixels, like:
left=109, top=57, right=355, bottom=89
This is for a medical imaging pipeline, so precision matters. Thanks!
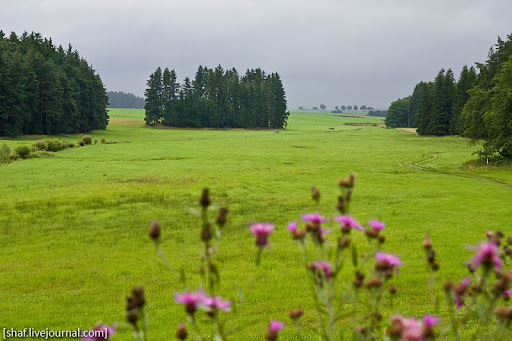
left=132, top=287, right=145, bottom=308
left=199, top=188, right=211, bottom=208
left=389, top=284, right=397, bottom=295
left=176, top=322, right=188, bottom=340
left=215, top=207, right=228, bottom=227
left=149, top=220, right=161, bottom=240
left=422, top=236, right=433, bottom=250
left=289, top=308, right=304, bottom=319
left=311, top=186, right=321, bottom=202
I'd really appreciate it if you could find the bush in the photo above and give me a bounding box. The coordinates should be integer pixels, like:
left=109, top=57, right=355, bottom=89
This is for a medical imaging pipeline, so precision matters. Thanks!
left=32, top=140, right=49, bottom=151
left=81, top=135, right=92, bottom=145
left=0, top=143, right=11, bottom=164
left=78, top=140, right=85, bottom=146
left=14, top=145, right=31, bottom=159
left=94, top=139, right=98, bottom=144
left=44, top=138, right=64, bottom=152
left=101, top=138, right=106, bottom=144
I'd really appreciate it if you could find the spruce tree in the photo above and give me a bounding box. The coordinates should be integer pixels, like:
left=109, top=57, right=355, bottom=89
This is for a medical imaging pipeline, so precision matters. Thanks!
left=144, top=67, right=163, bottom=126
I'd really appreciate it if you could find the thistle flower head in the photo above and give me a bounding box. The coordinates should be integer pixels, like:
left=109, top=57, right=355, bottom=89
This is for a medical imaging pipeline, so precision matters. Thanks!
left=301, top=212, right=328, bottom=224
left=249, top=222, right=275, bottom=247
left=175, top=290, right=207, bottom=314
left=369, top=219, right=385, bottom=231
left=335, top=214, right=364, bottom=232
left=203, top=296, right=232, bottom=312
left=470, top=241, right=502, bottom=269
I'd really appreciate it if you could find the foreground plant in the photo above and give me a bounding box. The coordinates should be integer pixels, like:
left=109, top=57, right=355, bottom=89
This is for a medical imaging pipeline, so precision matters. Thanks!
left=85, top=175, right=512, bottom=340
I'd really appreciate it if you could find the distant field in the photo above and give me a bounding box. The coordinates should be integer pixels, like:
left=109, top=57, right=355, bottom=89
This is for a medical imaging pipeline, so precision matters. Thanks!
left=1, top=109, right=511, bottom=339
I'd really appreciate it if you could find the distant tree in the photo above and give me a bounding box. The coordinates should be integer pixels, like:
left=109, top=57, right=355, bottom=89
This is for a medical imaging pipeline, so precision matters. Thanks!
left=107, top=91, right=144, bottom=109
left=312, top=106, right=318, bottom=110
left=480, top=56, right=512, bottom=157
left=360, top=105, right=367, bottom=111
left=298, top=106, right=304, bottom=110
left=367, top=110, right=387, bottom=117
left=320, top=104, right=326, bottom=110
left=385, top=97, right=411, bottom=128
left=367, top=107, right=374, bottom=111
left=451, top=65, right=477, bottom=134
left=347, top=105, right=352, bottom=110
left=341, top=105, right=346, bottom=110
left=144, top=67, right=163, bottom=126
left=335, top=106, right=340, bottom=111
left=354, top=105, right=358, bottom=110
left=409, top=82, right=424, bottom=128
left=415, top=82, right=433, bottom=135
left=429, top=69, right=455, bottom=136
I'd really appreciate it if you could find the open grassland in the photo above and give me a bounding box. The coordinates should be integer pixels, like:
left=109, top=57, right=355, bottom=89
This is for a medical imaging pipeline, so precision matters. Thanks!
left=1, top=109, right=511, bottom=339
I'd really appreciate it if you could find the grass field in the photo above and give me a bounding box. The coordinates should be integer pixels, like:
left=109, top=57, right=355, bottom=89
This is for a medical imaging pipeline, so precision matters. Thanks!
left=1, top=109, right=511, bottom=339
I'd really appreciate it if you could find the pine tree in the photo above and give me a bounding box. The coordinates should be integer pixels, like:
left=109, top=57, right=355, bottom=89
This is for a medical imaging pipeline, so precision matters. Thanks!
left=144, top=67, right=163, bottom=126
left=416, top=82, right=433, bottom=135
left=451, top=66, right=477, bottom=135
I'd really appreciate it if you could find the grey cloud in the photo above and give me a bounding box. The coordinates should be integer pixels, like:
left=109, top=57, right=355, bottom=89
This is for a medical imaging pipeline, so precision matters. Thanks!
left=1, top=0, right=511, bottom=109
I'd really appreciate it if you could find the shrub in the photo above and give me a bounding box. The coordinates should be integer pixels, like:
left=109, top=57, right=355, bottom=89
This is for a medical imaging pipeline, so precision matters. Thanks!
left=81, top=135, right=92, bottom=145
left=78, top=140, right=85, bottom=146
left=94, top=139, right=98, bottom=144
left=32, top=140, right=49, bottom=151
left=0, top=143, right=11, bottom=164
left=101, top=138, right=106, bottom=144
left=44, top=138, right=64, bottom=152
left=14, top=145, right=31, bottom=159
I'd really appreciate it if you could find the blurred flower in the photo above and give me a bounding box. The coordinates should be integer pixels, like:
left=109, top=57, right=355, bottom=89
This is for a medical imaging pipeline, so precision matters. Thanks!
left=376, top=252, right=403, bottom=274
left=313, top=261, right=333, bottom=282
left=175, top=290, right=207, bottom=314
left=287, top=221, right=297, bottom=233
left=301, top=212, right=328, bottom=224
left=422, top=315, right=440, bottom=328
left=470, top=241, right=502, bottom=269
left=266, top=320, right=285, bottom=340
left=203, top=296, right=232, bottom=312
left=249, top=223, right=275, bottom=247
left=335, top=215, right=364, bottom=232
left=369, top=219, right=385, bottom=231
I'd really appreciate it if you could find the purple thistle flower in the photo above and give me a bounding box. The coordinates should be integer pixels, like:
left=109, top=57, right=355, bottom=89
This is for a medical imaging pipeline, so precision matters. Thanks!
left=369, top=219, right=385, bottom=231
left=81, top=324, right=116, bottom=341
left=335, top=215, right=365, bottom=231
left=269, top=320, right=285, bottom=332
left=175, top=290, right=207, bottom=314
left=376, top=251, right=403, bottom=273
left=301, top=212, right=329, bottom=224
left=504, top=289, right=512, bottom=297
left=423, top=315, right=440, bottom=328
left=470, top=241, right=502, bottom=269
left=313, top=260, right=333, bottom=281
left=203, top=296, right=232, bottom=312
left=249, top=222, right=275, bottom=247
left=287, top=221, right=297, bottom=233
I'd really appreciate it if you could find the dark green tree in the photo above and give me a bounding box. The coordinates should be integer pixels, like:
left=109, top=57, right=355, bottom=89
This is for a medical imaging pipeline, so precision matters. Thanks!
left=385, top=97, right=410, bottom=128
left=144, top=67, right=163, bottom=126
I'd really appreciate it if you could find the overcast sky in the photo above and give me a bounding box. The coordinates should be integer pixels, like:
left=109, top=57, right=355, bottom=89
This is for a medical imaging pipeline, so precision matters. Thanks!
left=2, top=0, right=511, bottom=109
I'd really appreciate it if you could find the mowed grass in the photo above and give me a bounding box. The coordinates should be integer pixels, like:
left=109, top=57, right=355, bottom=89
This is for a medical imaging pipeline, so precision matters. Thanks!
left=1, top=109, right=511, bottom=339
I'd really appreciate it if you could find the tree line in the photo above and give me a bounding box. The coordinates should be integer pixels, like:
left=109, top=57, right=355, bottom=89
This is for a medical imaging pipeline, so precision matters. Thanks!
left=385, top=34, right=512, bottom=158
left=144, top=65, right=289, bottom=129
left=0, top=31, right=109, bottom=137
left=107, top=91, right=144, bottom=109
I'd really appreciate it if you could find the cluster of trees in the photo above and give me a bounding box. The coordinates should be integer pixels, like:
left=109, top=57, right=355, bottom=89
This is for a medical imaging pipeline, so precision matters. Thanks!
left=0, top=31, right=109, bottom=137
left=144, top=66, right=289, bottom=129
left=386, top=34, right=512, bottom=158
left=107, top=91, right=144, bottom=109
left=298, top=105, right=374, bottom=111
left=367, top=109, right=387, bottom=117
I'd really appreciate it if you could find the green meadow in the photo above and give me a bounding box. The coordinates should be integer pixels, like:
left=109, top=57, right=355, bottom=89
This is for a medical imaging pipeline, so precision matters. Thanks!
left=1, top=109, right=511, bottom=339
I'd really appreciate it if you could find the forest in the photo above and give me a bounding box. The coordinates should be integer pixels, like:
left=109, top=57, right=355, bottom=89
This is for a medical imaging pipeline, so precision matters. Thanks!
left=107, top=91, right=144, bottom=109
left=0, top=31, right=109, bottom=137
left=385, top=34, right=512, bottom=159
left=144, top=66, right=289, bottom=129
